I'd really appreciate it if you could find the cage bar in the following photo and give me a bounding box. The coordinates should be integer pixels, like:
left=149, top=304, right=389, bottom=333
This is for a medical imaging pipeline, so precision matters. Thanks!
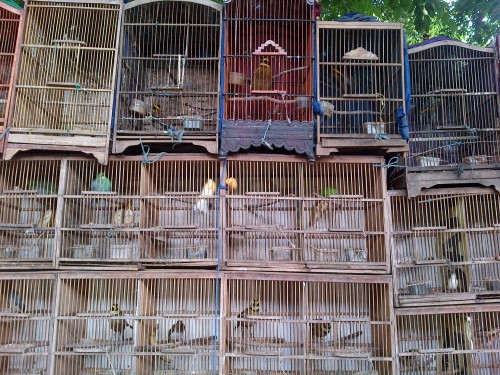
left=222, top=272, right=394, bottom=375
left=59, top=156, right=142, bottom=267
left=0, top=0, right=23, bottom=154
left=140, top=154, right=220, bottom=266
left=54, top=271, right=219, bottom=375
left=0, top=273, right=55, bottom=375
left=389, top=188, right=500, bottom=307
left=401, top=38, right=500, bottom=197
left=220, top=0, right=315, bottom=160
left=114, top=0, right=222, bottom=155
left=5, top=0, right=122, bottom=164
left=396, top=304, right=500, bottom=375
left=223, top=155, right=389, bottom=274
left=0, top=157, right=61, bottom=269
left=316, top=21, right=408, bottom=156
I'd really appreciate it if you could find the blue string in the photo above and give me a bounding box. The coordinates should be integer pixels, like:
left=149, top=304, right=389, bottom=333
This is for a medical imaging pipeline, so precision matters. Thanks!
left=373, top=156, right=405, bottom=169
left=213, top=159, right=226, bottom=375
left=0, top=126, right=10, bottom=141
left=140, top=142, right=165, bottom=164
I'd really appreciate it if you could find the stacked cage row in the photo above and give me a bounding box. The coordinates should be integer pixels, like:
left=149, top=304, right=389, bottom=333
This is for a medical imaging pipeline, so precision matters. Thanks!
left=0, top=271, right=394, bottom=375
left=0, top=154, right=389, bottom=273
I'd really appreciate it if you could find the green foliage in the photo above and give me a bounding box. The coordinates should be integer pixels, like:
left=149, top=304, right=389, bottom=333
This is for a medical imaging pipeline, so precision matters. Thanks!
left=319, top=0, right=498, bottom=46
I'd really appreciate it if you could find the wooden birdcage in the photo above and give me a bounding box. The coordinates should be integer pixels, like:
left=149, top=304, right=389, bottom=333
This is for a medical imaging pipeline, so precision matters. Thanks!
left=402, top=38, right=500, bottom=197
left=316, top=21, right=408, bottom=156
left=5, top=0, right=121, bottom=164
left=220, top=0, right=315, bottom=160
left=223, top=155, right=389, bottom=274
left=54, top=271, right=219, bottom=375
left=389, top=188, right=500, bottom=307
left=222, top=272, right=394, bottom=375
left=113, top=0, right=222, bottom=155
left=59, top=156, right=142, bottom=267
left=141, top=154, right=220, bottom=267
left=0, top=157, right=61, bottom=269
left=396, top=304, right=500, bottom=375
left=0, top=273, right=55, bottom=375
left=0, top=0, right=23, bottom=155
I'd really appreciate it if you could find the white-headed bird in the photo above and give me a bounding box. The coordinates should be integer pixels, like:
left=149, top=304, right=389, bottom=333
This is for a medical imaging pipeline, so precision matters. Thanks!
left=194, top=179, right=217, bottom=214
left=252, top=57, right=272, bottom=91
left=167, top=320, right=186, bottom=344
left=234, top=299, right=260, bottom=339
left=110, top=303, right=132, bottom=340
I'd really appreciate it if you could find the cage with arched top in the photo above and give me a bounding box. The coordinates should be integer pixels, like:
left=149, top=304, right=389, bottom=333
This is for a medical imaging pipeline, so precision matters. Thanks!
left=401, top=38, right=500, bottom=197
left=222, top=272, right=394, bottom=375
left=316, top=21, right=408, bottom=156
left=220, top=0, right=315, bottom=160
left=54, top=271, right=219, bottom=375
left=113, top=0, right=222, bottom=155
left=0, top=156, right=61, bottom=269
left=0, top=273, right=55, bottom=375
left=5, top=0, right=121, bottom=164
left=0, top=0, right=23, bottom=155
left=389, top=188, right=500, bottom=308
left=396, top=304, right=500, bottom=375
left=222, top=154, right=389, bottom=274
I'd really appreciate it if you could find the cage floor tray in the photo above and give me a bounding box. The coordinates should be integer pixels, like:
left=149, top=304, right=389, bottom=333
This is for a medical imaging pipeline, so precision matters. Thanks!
left=0, top=342, right=48, bottom=354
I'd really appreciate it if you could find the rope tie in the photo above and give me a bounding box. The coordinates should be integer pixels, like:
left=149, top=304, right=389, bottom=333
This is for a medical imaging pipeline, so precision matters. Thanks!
left=140, top=141, right=166, bottom=164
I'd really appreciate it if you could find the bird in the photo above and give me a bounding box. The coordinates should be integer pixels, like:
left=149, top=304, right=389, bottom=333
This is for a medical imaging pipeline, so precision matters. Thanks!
left=194, top=179, right=217, bottom=214
left=9, top=290, right=26, bottom=313
left=38, top=209, right=54, bottom=228
left=310, top=187, right=337, bottom=226
left=29, top=180, right=56, bottom=195
left=110, top=303, right=133, bottom=340
left=167, top=320, right=186, bottom=344
left=225, top=177, right=238, bottom=193
left=310, top=319, right=331, bottom=341
left=150, top=327, right=173, bottom=366
left=443, top=232, right=463, bottom=262
left=91, top=172, right=112, bottom=192
left=234, top=299, right=260, bottom=339
left=251, top=57, right=272, bottom=91
left=448, top=270, right=459, bottom=291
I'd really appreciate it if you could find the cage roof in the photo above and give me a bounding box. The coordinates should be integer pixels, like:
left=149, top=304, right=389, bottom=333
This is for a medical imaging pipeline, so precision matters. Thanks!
left=1, top=0, right=23, bottom=10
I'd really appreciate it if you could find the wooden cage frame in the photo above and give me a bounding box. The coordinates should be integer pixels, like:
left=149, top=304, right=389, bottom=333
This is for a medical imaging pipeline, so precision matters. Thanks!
left=315, top=21, right=408, bottom=157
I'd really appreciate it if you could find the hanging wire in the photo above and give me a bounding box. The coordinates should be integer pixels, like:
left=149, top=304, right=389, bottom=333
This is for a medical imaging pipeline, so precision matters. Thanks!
left=140, top=141, right=166, bottom=164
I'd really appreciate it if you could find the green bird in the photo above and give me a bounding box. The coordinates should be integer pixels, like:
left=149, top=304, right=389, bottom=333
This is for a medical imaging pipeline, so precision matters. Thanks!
left=91, top=172, right=112, bottom=192
left=234, top=299, right=260, bottom=339
left=28, top=180, right=56, bottom=195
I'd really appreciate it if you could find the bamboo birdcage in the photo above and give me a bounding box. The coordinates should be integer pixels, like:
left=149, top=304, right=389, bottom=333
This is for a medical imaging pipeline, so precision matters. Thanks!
left=0, top=273, right=55, bottom=375
left=316, top=21, right=408, bottom=156
left=396, top=305, right=500, bottom=375
left=389, top=188, right=500, bottom=307
left=220, top=0, right=315, bottom=160
left=140, top=155, right=220, bottom=266
left=0, top=157, right=61, bottom=269
left=59, top=157, right=142, bottom=267
left=54, top=271, right=219, bottom=375
left=0, top=0, right=23, bottom=154
left=6, top=0, right=121, bottom=164
left=223, top=272, right=394, bottom=375
left=114, top=0, right=222, bottom=155
left=223, top=155, right=389, bottom=274
left=403, top=38, right=500, bottom=197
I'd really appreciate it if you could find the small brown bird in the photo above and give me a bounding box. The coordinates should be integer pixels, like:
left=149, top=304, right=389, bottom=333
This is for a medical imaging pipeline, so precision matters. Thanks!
left=167, top=320, right=186, bottom=344
left=110, top=303, right=132, bottom=340
left=251, top=57, right=272, bottom=91
left=310, top=320, right=331, bottom=341
left=234, top=299, right=260, bottom=338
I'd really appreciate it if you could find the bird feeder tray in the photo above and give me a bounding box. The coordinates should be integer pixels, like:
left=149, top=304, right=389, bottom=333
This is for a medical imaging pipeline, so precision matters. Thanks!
left=436, top=125, right=469, bottom=130
left=71, top=245, right=95, bottom=259
left=45, top=81, right=80, bottom=88
left=73, top=346, right=112, bottom=354
left=163, top=225, right=199, bottom=230
left=417, top=156, right=442, bottom=167
left=76, top=312, right=113, bottom=317
left=3, top=190, right=39, bottom=195
left=183, top=119, right=203, bottom=130
left=414, top=258, right=447, bottom=265
left=79, top=224, right=114, bottom=230
left=0, top=223, right=34, bottom=229
left=161, top=312, right=200, bottom=318
left=164, top=191, right=200, bottom=196
left=462, top=155, right=493, bottom=165
left=328, top=227, right=364, bottom=233
left=270, top=246, right=296, bottom=261
left=0, top=311, right=32, bottom=318
left=343, top=93, right=382, bottom=99
left=412, top=226, right=447, bottom=231
left=311, top=246, right=341, bottom=262
left=347, top=248, right=368, bottom=262
left=82, top=191, right=117, bottom=196
left=333, top=349, right=372, bottom=358
left=245, top=191, right=280, bottom=196
left=80, top=369, right=131, bottom=375
left=161, top=347, right=196, bottom=355
left=0, top=342, right=47, bottom=354
left=363, top=122, right=386, bottom=135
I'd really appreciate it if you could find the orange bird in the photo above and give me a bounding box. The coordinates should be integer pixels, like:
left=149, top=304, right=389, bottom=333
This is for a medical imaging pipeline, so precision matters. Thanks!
left=252, top=57, right=272, bottom=91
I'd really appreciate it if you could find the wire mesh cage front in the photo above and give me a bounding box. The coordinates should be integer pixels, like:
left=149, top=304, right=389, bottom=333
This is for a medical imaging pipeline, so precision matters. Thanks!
left=407, top=39, right=500, bottom=168
left=54, top=272, right=219, bottom=375
left=224, top=273, right=393, bottom=375
left=223, top=0, right=314, bottom=123
left=317, top=22, right=405, bottom=137
left=396, top=306, right=500, bottom=375
left=140, top=156, right=220, bottom=266
left=60, top=158, right=142, bottom=265
left=0, top=274, right=55, bottom=375
left=224, top=157, right=388, bottom=273
left=115, top=0, right=221, bottom=153
left=0, top=1, right=22, bottom=141
left=390, top=189, right=500, bottom=307
left=0, top=158, right=61, bottom=268
left=9, top=0, right=120, bottom=155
